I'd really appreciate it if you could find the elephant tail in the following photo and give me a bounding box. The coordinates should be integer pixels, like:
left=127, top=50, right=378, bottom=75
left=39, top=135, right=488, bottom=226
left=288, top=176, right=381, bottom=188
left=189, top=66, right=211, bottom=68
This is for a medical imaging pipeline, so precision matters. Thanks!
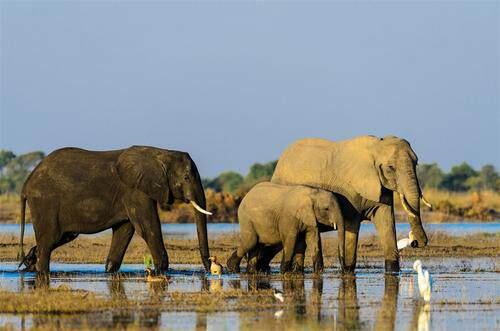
left=17, top=194, right=27, bottom=261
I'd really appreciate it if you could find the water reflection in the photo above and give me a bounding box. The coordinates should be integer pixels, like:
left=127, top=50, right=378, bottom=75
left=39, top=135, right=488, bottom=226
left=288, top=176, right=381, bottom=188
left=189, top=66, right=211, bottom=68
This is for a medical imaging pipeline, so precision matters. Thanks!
left=374, top=275, right=399, bottom=331
left=0, top=268, right=471, bottom=330
left=337, top=275, right=360, bottom=330
left=410, top=302, right=431, bottom=331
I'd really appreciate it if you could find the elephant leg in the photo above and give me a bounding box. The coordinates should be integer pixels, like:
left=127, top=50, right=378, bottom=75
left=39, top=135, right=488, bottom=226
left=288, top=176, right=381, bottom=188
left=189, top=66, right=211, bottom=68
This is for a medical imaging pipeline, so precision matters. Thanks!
left=31, top=204, right=60, bottom=274
left=226, top=250, right=242, bottom=273
left=305, top=228, right=323, bottom=273
left=340, top=219, right=361, bottom=274
left=106, top=221, right=135, bottom=273
left=372, top=205, right=400, bottom=273
left=21, top=232, right=78, bottom=272
left=291, top=233, right=306, bottom=273
left=126, top=197, right=168, bottom=272
left=281, top=233, right=298, bottom=273
left=246, top=246, right=260, bottom=274
left=256, top=244, right=282, bottom=273
left=228, top=220, right=258, bottom=273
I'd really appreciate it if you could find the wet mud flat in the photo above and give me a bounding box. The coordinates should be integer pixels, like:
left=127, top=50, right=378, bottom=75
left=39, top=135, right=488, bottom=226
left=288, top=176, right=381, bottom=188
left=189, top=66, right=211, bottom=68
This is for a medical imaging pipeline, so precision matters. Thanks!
left=0, top=257, right=498, bottom=330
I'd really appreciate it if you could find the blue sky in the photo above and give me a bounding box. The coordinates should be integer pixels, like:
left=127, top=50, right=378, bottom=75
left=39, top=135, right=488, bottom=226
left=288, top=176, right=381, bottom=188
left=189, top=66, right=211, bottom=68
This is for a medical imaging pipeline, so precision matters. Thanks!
left=1, top=2, right=498, bottom=177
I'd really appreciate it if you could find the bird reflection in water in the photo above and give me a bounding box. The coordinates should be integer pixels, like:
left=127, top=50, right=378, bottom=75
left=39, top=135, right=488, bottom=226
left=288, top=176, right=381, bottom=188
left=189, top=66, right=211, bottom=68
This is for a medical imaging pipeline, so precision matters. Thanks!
left=410, top=301, right=431, bottom=331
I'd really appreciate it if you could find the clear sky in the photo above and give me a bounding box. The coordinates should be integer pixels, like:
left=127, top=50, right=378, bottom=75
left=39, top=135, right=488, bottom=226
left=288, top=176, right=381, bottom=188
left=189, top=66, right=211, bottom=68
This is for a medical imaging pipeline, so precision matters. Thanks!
left=1, top=2, right=498, bottom=177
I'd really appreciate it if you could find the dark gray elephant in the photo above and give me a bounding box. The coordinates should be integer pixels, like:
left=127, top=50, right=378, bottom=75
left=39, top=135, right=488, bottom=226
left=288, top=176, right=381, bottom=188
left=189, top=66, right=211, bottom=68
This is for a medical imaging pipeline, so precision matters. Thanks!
left=265, top=135, right=431, bottom=273
left=18, top=146, right=212, bottom=274
left=226, top=182, right=343, bottom=273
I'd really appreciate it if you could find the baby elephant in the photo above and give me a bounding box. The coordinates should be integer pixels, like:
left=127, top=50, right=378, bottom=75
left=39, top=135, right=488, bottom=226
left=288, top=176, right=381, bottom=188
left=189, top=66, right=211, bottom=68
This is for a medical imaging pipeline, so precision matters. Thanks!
left=226, top=182, right=343, bottom=273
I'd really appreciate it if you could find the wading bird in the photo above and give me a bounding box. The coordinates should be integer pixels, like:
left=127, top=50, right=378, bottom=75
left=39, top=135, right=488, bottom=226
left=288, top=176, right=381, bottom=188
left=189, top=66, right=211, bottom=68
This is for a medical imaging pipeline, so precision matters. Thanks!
left=413, top=260, right=432, bottom=302
left=397, top=231, right=417, bottom=250
left=209, top=256, right=223, bottom=277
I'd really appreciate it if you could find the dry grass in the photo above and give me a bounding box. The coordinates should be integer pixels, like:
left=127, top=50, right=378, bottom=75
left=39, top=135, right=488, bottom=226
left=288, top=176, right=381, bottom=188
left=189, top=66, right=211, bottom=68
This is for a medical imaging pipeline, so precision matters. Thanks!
left=0, top=286, right=278, bottom=314
left=1, top=232, right=498, bottom=267
left=0, top=286, right=125, bottom=314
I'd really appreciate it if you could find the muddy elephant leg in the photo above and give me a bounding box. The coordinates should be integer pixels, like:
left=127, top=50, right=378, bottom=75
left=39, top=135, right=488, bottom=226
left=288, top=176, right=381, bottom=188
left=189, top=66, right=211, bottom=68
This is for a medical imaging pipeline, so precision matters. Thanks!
left=31, top=206, right=61, bottom=275
left=372, top=205, right=400, bottom=273
left=291, top=233, right=306, bottom=273
left=281, top=233, right=298, bottom=273
left=227, top=220, right=258, bottom=273
left=256, top=244, right=282, bottom=273
left=340, top=219, right=361, bottom=274
left=106, top=221, right=135, bottom=273
left=126, top=197, right=168, bottom=272
left=246, top=246, right=260, bottom=274
left=21, top=232, right=78, bottom=272
left=305, top=228, right=323, bottom=273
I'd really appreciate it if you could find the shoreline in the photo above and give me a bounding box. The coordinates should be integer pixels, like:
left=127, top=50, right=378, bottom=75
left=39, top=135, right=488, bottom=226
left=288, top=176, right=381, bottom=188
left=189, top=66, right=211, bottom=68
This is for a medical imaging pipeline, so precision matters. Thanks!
left=1, top=232, right=498, bottom=265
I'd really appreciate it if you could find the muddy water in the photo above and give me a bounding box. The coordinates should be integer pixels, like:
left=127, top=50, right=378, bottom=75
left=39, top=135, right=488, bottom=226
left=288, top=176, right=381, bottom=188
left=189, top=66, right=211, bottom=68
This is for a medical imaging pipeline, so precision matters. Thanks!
left=0, top=258, right=499, bottom=330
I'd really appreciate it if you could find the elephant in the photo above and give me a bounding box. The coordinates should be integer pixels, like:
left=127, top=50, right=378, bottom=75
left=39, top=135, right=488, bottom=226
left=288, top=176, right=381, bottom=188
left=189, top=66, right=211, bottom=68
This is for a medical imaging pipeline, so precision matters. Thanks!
left=226, top=182, right=343, bottom=274
left=258, top=135, right=430, bottom=273
left=17, top=145, right=212, bottom=274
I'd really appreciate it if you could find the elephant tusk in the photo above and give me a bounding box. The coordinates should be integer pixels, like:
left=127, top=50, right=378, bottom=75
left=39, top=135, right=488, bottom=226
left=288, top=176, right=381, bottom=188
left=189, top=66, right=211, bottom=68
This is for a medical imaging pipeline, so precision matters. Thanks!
left=190, top=201, right=213, bottom=215
left=400, top=193, right=418, bottom=218
left=421, top=196, right=433, bottom=209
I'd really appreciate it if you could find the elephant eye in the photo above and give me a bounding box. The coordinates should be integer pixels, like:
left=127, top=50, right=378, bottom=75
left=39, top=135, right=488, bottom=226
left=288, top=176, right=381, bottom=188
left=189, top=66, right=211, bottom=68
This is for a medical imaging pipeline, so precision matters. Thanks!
left=388, top=165, right=396, bottom=171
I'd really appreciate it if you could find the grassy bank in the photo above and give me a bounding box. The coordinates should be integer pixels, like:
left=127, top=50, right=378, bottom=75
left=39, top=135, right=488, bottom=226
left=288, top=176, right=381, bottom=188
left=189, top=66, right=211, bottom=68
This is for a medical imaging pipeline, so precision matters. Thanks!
left=1, top=232, right=498, bottom=266
left=0, top=189, right=498, bottom=223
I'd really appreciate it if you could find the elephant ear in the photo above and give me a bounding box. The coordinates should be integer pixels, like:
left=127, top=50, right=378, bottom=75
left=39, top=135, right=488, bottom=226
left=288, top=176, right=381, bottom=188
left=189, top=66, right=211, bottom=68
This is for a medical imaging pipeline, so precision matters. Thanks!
left=115, top=146, right=170, bottom=203
left=339, top=138, right=382, bottom=202
left=296, top=195, right=318, bottom=227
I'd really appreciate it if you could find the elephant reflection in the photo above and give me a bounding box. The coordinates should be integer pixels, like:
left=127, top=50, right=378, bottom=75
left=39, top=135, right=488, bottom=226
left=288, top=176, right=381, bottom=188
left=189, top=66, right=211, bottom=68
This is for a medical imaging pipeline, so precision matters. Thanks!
left=374, top=275, right=400, bottom=331
left=337, top=275, right=360, bottom=330
left=107, top=278, right=162, bottom=328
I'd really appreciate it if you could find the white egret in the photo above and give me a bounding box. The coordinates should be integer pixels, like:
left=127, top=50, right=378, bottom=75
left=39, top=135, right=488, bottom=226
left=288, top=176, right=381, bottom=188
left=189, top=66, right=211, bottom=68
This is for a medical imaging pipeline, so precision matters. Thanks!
left=413, top=260, right=432, bottom=302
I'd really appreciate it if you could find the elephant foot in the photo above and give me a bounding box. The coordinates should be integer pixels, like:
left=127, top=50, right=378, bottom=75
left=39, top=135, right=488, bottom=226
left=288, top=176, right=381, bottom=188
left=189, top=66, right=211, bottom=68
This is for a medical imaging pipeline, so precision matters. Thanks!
left=291, top=261, right=305, bottom=274
left=341, top=264, right=356, bottom=275
left=18, top=246, right=37, bottom=272
left=105, top=260, right=122, bottom=273
left=384, top=260, right=400, bottom=274
left=280, top=261, right=293, bottom=274
left=226, top=251, right=241, bottom=273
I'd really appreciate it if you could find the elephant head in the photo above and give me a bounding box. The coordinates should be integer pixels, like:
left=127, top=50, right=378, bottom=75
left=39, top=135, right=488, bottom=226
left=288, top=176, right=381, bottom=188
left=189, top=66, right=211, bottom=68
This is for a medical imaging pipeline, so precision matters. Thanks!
left=115, top=146, right=212, bottom=270
left=370, top=136, right=428, bottom=247
left=310, top=189, right=343, bottom=230
left=272, top=135, right=429, bottom=248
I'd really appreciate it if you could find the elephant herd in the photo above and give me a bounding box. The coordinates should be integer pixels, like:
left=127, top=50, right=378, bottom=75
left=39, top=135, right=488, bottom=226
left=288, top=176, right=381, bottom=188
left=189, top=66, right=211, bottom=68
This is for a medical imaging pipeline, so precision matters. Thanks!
left=17, top=135, right=430, bottom=275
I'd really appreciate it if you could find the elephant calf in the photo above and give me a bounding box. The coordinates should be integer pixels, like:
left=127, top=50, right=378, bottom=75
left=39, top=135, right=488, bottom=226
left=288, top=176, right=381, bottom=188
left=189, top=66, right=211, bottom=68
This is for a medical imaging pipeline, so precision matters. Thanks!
left=226, top=182, right=343, bottom=274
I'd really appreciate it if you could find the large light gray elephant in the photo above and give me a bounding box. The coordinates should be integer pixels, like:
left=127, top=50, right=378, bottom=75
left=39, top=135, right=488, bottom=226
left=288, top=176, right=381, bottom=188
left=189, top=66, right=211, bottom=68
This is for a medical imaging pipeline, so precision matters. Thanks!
left=226, top=182, right=343, bottom=274
left=262, top=135, right=431, bottom=273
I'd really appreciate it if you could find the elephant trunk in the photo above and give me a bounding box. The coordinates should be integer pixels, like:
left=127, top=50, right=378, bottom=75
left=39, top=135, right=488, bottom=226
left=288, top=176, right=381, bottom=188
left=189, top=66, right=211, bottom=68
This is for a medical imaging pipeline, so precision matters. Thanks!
left=397, top=156, right=428, bottom=247
left=189, top=180, right=211, bottom=272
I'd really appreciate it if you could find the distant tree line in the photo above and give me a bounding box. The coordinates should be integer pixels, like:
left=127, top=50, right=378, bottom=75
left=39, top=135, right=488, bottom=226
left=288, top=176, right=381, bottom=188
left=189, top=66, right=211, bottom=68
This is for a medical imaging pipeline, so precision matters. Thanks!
left=417, top=162, right=499, bottom=192
left=0, top=150, right=45, bottom=194
left=0, top=148, right=498, bottom=194
left=202, top=160, right=278, bottom=196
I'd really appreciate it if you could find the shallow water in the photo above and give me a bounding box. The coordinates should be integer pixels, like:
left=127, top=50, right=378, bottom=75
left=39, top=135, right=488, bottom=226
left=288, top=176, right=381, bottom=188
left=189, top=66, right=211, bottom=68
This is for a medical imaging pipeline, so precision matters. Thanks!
left=0, top=258, right=498, bottom=330
left=1, top=222, right=499, bottom=238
